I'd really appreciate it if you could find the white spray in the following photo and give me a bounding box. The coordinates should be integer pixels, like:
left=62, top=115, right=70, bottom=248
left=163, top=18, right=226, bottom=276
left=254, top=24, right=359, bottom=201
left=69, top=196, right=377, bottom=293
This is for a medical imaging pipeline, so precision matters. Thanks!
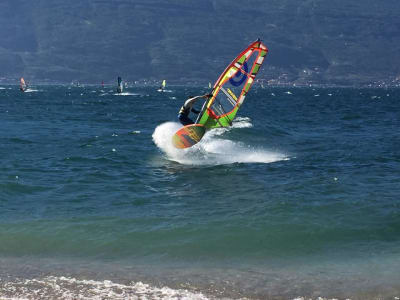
left=152, top=119, right=288, bottom=166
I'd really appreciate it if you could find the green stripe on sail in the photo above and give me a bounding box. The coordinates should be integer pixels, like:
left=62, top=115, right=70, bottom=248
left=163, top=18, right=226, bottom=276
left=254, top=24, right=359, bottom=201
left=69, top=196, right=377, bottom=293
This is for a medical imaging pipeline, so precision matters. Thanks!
left=198, top=107, right=239, bottom=129
left=252, top=64, right=260, bottom=75
left=244, top=81, right=252, bottom=93
left=237, top=55, right=246, bottom=64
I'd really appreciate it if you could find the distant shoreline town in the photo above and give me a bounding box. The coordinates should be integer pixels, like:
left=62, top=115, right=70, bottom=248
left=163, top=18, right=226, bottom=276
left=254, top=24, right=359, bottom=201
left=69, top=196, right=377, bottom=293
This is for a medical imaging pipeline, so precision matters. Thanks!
left=1, top=76, right=400, bottom=89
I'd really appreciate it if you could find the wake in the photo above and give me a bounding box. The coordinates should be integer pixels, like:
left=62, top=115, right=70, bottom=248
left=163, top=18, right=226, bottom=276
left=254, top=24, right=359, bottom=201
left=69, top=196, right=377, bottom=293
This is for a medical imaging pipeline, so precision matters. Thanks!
left=24, top=88, right=40, bottom=93
left=113, top=92, right=140, bottom=96
left=152, top=119, right=288, bottom=166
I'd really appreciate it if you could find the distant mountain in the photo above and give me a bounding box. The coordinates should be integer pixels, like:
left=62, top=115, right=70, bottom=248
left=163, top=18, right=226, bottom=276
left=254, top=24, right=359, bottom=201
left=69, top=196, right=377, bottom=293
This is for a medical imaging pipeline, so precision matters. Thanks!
left=1, top=0, right=400, bottom=85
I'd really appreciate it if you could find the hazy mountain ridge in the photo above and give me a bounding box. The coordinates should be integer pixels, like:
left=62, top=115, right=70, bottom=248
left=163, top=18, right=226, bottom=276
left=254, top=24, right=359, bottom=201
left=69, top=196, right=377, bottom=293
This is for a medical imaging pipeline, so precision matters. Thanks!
left=1, top=0, right=399, bottom=85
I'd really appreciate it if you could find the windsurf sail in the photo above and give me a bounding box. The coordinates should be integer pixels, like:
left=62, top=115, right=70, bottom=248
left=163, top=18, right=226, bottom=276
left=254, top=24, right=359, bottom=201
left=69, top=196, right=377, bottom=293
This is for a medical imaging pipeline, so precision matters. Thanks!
left=20, top=78, right=27, bottom=92
left=158, top=79, right=166, bottom=91
left=196, top=39, right=268, bottom=128
left=117, top=76, right=123, bottom=93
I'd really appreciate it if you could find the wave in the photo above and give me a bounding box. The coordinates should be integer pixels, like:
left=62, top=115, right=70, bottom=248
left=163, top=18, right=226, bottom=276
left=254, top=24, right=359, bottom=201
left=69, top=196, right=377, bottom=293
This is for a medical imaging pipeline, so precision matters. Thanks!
left=0, top=276, right=210, bottom=300
left=152, top=121, right=288, bottom=166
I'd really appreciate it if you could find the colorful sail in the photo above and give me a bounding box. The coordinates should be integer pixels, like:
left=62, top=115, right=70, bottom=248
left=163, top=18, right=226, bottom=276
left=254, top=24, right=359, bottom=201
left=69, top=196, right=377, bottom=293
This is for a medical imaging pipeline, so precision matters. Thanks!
left=162, top=80, right=166, bottom=88
left=196, top=40, right=268, bottom=128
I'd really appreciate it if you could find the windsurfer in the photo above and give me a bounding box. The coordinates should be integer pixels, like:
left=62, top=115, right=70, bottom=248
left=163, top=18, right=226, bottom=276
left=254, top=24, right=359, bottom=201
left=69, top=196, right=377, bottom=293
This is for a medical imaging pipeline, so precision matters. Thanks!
left=178, top=94, right=211, bottom=126
left=117, top=77, right=123, bottom=93
left=20, top=78, right=27, bottom=92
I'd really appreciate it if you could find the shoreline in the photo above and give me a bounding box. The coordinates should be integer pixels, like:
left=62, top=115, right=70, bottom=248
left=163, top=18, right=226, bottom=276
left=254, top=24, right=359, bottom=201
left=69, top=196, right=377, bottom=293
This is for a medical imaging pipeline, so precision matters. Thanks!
left=1, top=256, right=400, bottom=300
left=1, top=83, right=400, bottom=89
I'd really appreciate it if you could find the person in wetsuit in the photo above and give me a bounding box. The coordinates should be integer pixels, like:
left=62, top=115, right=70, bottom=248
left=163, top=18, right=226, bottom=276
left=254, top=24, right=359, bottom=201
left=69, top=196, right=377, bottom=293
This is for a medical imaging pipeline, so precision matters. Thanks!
left=178, top=94, right=211, bottom=126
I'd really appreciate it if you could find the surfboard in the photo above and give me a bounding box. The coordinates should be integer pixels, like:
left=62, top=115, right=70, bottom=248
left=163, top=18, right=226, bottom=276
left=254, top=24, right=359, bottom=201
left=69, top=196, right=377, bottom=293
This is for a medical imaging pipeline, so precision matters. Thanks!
left=171, top=124, right=206, bottom=149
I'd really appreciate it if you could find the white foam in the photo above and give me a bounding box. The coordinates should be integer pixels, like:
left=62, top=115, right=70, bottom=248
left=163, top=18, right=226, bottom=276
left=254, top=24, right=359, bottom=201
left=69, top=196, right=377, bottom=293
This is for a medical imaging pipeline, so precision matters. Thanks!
left=231, top=117, right=253, bottom=129
left=0, top=87, right=5, bottom=90
left=24, top=88, right=39, bottom=93
left=152, top=121, right=183, bottom=159
left=0, top=276, right=210, bottom=300
left=152, top=121, right=288, bottom=166
left=113, top=92, right=139, bottom=96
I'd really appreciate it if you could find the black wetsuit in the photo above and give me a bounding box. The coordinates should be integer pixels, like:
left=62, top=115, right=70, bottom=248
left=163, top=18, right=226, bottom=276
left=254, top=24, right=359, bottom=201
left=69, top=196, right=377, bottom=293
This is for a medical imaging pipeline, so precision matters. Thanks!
left=178, top=105, right=200, bottom=126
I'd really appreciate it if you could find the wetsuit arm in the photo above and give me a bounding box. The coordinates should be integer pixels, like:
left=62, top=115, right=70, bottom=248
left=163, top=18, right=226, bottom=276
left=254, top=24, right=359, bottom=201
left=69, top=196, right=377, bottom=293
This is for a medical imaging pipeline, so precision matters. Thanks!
left=185, top=94, right=210, bottom=106
left=185, top=96, right=202, bottom=106
left=191, top=108, right=200, bottom=114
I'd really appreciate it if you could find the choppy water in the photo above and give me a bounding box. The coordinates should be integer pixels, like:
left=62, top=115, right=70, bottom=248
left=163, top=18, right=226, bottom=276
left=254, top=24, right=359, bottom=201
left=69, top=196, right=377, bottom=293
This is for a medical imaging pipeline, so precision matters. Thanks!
left=0, top=85, right=399, bottom=299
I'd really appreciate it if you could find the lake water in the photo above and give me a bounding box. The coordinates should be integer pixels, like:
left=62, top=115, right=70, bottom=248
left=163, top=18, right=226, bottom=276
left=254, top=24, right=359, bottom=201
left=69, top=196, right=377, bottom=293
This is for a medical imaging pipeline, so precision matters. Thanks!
left=0, top=85, right=399, bottom=299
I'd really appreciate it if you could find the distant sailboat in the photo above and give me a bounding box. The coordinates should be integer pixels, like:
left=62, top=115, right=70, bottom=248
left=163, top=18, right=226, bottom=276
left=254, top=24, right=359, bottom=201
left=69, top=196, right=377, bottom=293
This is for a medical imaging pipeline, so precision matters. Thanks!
left=20, top=78, right=27, bottom=92
left=208, top=82, right=212, bottom=89
left=117, top=76, right=123, bottom=93
left=158, top=80, right=166, bottom=92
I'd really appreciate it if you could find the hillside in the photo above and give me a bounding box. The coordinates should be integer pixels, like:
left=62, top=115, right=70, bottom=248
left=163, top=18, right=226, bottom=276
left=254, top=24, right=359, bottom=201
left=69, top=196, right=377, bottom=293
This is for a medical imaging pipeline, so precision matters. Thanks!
left=1, top=0, right=400, bottom=85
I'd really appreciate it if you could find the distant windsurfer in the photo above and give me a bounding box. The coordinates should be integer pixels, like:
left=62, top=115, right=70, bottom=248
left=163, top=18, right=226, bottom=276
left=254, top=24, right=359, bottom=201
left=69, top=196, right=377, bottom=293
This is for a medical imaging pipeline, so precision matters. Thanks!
left=158, top=80, right=166, bottom=92
left=178, top=94, right=211, bottom=126
left=20, top=78, right=27, bottom=92
left=117, top=76, right=123, bottom=93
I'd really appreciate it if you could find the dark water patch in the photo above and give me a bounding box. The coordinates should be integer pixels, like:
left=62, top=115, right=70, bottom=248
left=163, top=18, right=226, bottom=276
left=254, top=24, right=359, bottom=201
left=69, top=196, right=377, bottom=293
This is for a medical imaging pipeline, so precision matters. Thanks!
left=7, top=137, right=35, bottom=144
left=0, top=181, right=52, bottom=197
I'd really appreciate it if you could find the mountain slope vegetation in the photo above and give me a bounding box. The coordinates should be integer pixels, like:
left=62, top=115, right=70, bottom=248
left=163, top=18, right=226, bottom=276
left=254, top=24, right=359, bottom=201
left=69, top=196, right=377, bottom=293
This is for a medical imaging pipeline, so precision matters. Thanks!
left=1, top=0, right=399, bottom=85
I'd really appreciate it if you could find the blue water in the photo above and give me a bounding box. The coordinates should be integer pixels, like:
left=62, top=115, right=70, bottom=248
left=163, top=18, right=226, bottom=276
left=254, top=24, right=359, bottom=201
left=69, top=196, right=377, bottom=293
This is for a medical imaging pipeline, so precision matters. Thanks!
left=0, top=85, right=399, bottom=299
